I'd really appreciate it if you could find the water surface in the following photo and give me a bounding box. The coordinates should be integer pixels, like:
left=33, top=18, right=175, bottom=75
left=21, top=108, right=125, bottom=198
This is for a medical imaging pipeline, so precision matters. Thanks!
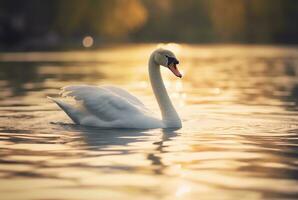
left=0, top=44, right=298, bottom=200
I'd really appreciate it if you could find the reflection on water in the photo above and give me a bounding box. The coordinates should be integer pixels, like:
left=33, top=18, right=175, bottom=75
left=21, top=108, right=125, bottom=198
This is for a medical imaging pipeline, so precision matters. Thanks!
left=0, top=44, right=298, bottom=200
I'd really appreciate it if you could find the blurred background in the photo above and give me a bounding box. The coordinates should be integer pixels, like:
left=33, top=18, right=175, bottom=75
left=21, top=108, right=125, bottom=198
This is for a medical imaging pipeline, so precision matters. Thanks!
left=1, top=0, right=298, bottom=50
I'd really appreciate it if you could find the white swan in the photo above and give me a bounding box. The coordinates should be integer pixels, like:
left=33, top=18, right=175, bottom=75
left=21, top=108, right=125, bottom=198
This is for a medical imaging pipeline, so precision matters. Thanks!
left=48, top=48, right=182, bottom=129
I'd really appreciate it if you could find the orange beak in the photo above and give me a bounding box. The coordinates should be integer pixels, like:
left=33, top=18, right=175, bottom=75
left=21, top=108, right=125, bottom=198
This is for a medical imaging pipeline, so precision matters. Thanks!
left=168, top=63, right=182, bottom=78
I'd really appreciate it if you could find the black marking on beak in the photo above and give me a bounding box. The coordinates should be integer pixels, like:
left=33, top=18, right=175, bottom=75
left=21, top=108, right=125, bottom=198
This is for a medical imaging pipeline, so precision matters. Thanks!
left=166, top=55, right=182, bottom=78
left=166, top=56, right=179, bottom=66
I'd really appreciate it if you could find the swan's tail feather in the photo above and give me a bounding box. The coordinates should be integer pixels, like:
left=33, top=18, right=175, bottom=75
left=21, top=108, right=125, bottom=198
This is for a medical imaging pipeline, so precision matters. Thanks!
left=47, top=96, right=81, bottom=124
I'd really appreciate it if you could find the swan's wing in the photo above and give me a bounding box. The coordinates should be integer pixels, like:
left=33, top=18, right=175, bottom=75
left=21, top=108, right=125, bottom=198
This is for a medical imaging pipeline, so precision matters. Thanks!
left=60, top=85, right=144, bottom=122
left=101, top=85, right=145, bottom=107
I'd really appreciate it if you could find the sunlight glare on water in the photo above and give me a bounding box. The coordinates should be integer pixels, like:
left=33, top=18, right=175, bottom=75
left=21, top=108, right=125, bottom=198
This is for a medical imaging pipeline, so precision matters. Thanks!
left=0, top=44, right=298, bottom=200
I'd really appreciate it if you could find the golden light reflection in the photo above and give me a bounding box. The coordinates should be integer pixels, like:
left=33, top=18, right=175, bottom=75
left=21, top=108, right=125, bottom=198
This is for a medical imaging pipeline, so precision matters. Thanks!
left=137, top=81, right=149, bottom=89
left=175, top=184, right=191, bottom=197
left=212, top=88, right=221, bottom=95
left=175, top=81, right=183, bottom=91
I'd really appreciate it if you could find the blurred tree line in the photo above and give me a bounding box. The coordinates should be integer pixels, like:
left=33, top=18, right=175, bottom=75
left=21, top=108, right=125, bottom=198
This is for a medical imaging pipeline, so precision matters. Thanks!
left=0, top=0, right=297, bottom=50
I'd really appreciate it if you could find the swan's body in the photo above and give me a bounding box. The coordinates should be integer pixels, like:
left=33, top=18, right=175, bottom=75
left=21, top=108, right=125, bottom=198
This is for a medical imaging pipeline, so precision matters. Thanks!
left=49, top=49, right=182, bottom=129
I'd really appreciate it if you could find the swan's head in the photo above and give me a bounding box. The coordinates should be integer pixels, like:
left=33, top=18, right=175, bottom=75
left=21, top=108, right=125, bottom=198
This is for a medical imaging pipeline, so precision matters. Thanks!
left=153, top=48, right=182, bottom=78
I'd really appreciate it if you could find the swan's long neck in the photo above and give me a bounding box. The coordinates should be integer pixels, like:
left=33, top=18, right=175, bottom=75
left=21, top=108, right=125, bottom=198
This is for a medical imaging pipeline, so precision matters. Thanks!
left=149, top=54, right=181, bottom=128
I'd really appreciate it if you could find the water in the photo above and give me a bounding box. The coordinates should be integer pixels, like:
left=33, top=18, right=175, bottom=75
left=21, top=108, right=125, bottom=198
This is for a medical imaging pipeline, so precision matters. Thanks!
left=0, top=44, right=298, bottom=200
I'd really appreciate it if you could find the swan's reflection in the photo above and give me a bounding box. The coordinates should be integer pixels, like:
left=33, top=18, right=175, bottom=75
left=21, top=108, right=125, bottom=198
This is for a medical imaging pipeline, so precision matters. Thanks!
left=62, top=123, right=178, bottom=150
left=63, top=124, right=150, bottom=148
left=60, top=123, right=180, bottom=175
left=147, top=128, right=179, bottom=174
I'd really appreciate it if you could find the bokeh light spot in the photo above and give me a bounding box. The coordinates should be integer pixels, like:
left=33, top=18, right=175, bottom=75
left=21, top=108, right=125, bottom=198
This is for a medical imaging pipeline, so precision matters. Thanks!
left=82, top=36, right=94, bottom=48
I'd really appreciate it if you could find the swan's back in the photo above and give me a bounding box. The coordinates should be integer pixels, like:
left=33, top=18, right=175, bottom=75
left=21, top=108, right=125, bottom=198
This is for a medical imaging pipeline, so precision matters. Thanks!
left=50, top=85, right=163, bottom=128
left=101, top=85, right=146, bottom=108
